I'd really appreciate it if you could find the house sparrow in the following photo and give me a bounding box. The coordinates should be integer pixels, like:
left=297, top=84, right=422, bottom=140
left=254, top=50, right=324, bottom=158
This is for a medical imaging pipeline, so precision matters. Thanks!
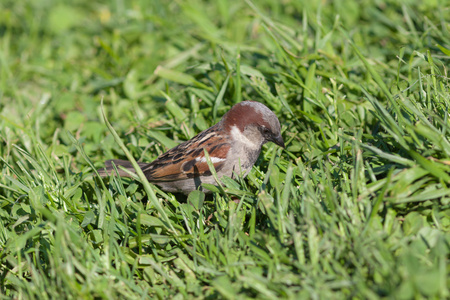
left=99, top=101, right=284, bottom=194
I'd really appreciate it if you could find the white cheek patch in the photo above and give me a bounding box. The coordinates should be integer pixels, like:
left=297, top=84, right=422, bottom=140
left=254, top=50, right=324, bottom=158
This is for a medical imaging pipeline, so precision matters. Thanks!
left=196, top=157, right=226, bottom=163
left=230, top=125, right=259, bottom=149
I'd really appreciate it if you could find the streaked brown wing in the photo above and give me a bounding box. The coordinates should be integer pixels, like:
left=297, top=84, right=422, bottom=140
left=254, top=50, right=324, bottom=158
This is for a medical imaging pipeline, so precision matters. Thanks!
left=142, top=133, right=230, bottom=182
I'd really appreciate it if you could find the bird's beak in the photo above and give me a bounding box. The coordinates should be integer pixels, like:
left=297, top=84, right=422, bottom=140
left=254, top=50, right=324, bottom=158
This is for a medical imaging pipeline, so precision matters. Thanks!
left=272, top=134, right=285, bottom=148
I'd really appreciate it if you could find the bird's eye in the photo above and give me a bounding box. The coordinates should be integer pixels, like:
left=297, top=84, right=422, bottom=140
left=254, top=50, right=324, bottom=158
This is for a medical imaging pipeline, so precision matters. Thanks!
left=261, top=127, right=270, bottom=135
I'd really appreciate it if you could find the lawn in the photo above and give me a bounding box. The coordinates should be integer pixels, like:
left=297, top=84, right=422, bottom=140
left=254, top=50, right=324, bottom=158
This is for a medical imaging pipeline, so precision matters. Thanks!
left=0, top=0, right=449, bottom=298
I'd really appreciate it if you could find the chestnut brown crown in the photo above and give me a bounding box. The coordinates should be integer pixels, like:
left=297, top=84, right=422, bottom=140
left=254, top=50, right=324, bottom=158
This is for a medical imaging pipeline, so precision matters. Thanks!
left=220, top=101, right=285, bottom=148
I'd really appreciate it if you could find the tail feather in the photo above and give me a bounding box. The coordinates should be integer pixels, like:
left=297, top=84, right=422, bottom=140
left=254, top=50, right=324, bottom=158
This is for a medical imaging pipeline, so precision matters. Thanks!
left=97, top=159, right=149, bottom=178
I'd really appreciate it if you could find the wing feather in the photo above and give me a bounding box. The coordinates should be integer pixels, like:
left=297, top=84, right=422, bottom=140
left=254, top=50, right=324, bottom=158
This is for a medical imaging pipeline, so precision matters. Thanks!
left=142, top=128, right=230, bottom=182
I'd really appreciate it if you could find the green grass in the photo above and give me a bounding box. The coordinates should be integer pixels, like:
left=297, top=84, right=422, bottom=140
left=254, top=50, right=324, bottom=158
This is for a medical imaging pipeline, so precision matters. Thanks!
left=1, top=0, right=449, bottom=298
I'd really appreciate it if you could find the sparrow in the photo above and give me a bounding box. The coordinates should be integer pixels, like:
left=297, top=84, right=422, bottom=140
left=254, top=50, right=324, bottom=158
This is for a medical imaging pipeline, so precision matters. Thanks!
left=98, top=101, right=284, bottom=194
